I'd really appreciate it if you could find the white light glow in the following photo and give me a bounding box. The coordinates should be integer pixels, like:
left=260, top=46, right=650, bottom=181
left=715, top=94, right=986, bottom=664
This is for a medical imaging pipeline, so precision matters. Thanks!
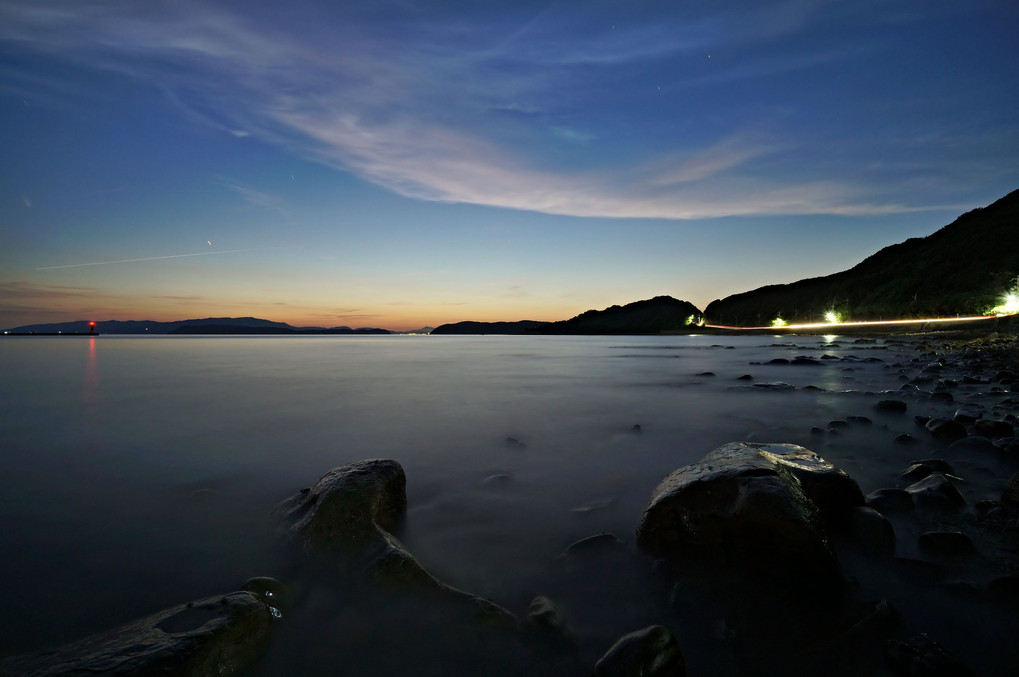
left=704, top=314, right=1003, bottom=331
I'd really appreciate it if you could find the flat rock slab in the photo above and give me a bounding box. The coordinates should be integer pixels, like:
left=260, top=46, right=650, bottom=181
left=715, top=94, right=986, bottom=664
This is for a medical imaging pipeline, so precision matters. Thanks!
left=636, top=442, right=862, bottom=602
left=0, top=591, right=275, bottom=677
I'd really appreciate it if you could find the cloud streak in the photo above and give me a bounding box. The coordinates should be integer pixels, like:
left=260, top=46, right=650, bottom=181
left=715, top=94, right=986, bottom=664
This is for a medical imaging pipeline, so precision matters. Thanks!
left=0, top=1, right=1001, bottom=220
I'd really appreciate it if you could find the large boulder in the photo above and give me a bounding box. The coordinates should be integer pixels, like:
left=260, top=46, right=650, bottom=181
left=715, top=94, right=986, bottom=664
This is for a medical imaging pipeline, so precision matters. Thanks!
left=636, top=443, right=861, bottom=603
left=275, top=459, right=515, bottom=626
left=276, top=458, right=407, bottom=554
left=0, top=590, right=277, bottom=677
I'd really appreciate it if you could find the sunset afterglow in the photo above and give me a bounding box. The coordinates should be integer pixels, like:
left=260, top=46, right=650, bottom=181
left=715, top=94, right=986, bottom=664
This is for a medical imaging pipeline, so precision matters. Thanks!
left=1, top=1, right=1017, bottom=330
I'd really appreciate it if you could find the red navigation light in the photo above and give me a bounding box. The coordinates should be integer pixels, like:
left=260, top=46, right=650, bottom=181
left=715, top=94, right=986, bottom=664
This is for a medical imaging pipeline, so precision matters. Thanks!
left=89, top=321, right=96, bottom=327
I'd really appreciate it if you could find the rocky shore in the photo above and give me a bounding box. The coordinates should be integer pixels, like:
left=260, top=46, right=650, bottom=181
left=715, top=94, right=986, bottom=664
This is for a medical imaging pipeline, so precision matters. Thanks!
left=2, top=332, right=1017, bottom=676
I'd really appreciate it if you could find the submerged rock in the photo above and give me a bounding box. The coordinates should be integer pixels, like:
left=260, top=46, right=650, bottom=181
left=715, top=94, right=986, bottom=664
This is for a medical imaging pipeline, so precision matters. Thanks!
left=0, top=590, right=277, bottom=677
left=636, top=442, right=861, bottom=605
left=594, top=625, right=685, bottom=677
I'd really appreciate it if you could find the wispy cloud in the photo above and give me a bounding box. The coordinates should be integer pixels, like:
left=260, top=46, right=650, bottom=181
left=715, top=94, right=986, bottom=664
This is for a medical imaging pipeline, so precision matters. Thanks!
left=0, top=1, right=952, bottom=219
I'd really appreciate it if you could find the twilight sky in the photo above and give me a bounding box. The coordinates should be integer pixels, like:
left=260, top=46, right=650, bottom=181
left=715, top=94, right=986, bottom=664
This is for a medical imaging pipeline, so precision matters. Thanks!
left=2, top=0, right=1017, bottom=330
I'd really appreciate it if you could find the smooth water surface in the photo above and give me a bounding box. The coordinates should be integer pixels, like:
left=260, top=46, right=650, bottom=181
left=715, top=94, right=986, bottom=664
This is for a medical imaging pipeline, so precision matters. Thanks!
left=6, top=333, right=999, bottom=673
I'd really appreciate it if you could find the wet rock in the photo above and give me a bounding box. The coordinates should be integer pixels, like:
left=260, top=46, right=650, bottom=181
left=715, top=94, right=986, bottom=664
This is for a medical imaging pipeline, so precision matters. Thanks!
left=736, top=374, right=754, bottom=381
left=594, top=625, right=685, bottom=677
left=953, top=407, right=983, bottom=424
left=636, top=442, right=859, bottom=604
left=505, top=436, right=527, bottom=449
left=242, top=576, right=290, bottom=609
left=875, top=399, right=908, bottom=413
left=695, top=371, right=715, bottom=376
left=791, top=356, right=822, bottom=366
left=918, top=531, right=975, bottom=558
left=894, top=433, right=919, bottom=445
left=884, top=633, right=975, bottom=676
left=828, top=419, right=850, bottom=429
left=867, top=488, right=914, bottom=513
left=973, top=418, right=1014, bottom=438
left=924, top=418, right=968, bottom=442
left=767, top=358, right=790, bottom=365
left=847, top=506, right=896, bottom=557
left=276, top=459, right=515, bottom=626
left=912, top=458, right=955, bottom=473
left=752, top=381, right=795, bottom=390
left=847, top=415, right=872, bottom=425
left=905, top=474, right=965, bottom=512
left=897, top=463, right=934, bottom=486
left=897, top=460, right=953, bottom=487
left=928, top=391, right=954, bottom=404
left=276, top=459, right=407, bottom=555
left=0, top=590, right=276, bottom=677
left=948, top=436, right=998, bottom=454
left=913, top=415, right=931, bottom=427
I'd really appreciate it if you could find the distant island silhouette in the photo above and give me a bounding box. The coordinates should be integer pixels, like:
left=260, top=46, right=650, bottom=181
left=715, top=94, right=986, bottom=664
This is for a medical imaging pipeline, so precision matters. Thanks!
left=6, top=189, right=1017, bottom=336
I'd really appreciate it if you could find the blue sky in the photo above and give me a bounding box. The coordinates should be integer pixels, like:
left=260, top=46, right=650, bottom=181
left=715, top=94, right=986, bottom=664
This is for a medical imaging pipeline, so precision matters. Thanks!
left=1, top=0, right=1017, bottom=330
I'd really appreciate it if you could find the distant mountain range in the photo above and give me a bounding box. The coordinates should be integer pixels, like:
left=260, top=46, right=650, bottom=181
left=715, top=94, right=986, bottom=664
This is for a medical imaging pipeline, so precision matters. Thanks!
left=6, top=317, right=389, bottom=335
left=704, top=189, right=1019, bottom=326
left=431, top=320, right=547, bottom=335
left=8, top=190, right=1016, bottom=336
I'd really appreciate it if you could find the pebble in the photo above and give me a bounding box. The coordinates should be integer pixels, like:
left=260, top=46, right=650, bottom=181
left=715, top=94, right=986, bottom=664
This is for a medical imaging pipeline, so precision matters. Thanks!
left=874, top=399, right=908, bottom=413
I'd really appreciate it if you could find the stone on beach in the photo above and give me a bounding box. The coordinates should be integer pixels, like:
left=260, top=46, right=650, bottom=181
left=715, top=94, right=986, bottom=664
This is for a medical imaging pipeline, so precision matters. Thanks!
left=0, top=590, right=278, bottom=677
left=924, top=418, right=968, bottom=441
left=276, top=458, right=515, bottom=626
left=905, top=473, right=966, bottom=512
left=636, top=442, right=862, bottom=606
left=875, top=399, right=908, bottom=413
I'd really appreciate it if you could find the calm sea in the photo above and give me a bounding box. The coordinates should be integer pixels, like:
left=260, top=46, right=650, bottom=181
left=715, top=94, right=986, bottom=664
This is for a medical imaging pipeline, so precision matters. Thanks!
left=0, top=333, right=928, bottom=671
